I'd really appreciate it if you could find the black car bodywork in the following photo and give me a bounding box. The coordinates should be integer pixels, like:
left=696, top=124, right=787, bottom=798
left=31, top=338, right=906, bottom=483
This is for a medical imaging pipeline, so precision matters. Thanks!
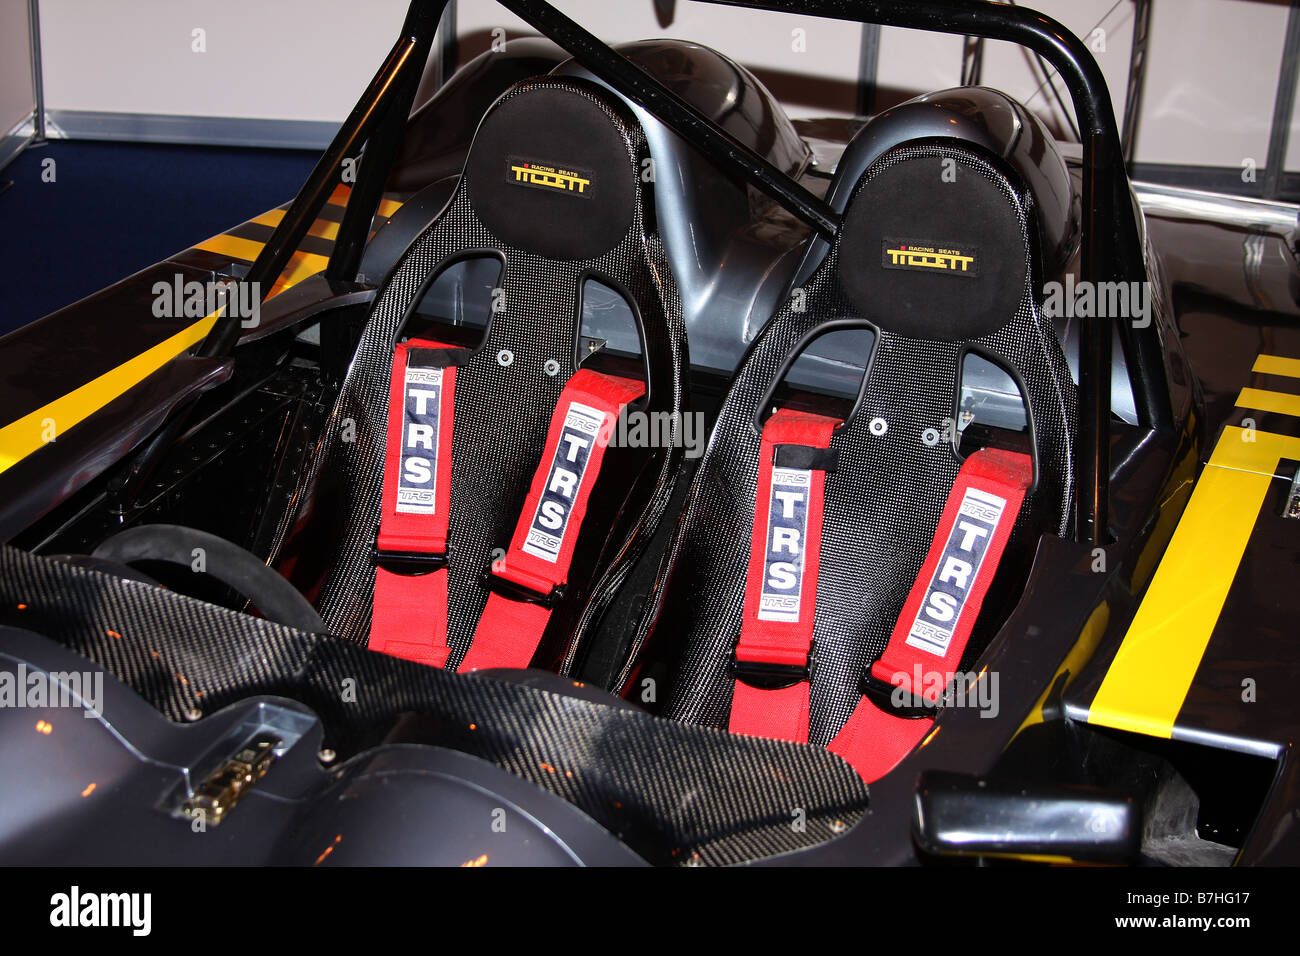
left=0, top=0, right=1297, bottom=867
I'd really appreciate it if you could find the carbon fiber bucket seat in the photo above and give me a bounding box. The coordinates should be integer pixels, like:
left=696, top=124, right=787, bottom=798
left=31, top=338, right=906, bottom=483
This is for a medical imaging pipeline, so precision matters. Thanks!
left=271, top=77, right=689, bottom=674
left=625, top=135, right=1078, bottom=770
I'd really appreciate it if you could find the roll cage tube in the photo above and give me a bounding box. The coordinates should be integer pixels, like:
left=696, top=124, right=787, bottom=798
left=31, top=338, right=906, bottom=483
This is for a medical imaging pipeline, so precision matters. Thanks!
left=116, top=0, right=447, bottom=506
left=192, top=0, right=1164, bottom=547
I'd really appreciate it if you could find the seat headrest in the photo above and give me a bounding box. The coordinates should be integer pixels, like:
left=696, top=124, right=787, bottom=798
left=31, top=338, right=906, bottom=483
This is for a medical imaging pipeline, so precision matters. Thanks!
left=465, top=79, right=642, bottom=261
left=835, top=145, right=1030, bottom=343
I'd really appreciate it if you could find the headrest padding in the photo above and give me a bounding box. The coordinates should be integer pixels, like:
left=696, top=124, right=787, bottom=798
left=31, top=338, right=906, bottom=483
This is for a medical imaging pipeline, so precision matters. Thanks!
left=466, top=84, right=638, bottom=261
left=835, top=150, right=1028, bottom=342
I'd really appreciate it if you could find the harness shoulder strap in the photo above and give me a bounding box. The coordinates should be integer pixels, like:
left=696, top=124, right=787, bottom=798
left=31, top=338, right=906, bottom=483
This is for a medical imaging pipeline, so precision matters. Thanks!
left=829, top=446, right=1032, bottom=781
left=459, top=367, right=645, bottom=671
left=369, top=339, right=463, bottom=667
left=729, top=408, right=840, bottom=742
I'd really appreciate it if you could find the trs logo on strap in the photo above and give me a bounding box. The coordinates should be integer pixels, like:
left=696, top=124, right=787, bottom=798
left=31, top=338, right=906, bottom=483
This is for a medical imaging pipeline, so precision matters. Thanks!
left=905, top=487, right=1006, bottom=656
left=758, top=466, right=812, bottom=622
left=396, top=365, right=445, bottom=515
left=522, top=401, right=606, bottom=563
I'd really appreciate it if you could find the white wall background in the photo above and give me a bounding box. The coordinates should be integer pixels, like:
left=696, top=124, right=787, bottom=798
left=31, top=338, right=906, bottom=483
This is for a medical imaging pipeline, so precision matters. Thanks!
left=39, top=0, right=410, bottom=121
left=1, top=0, right=36, bottom=136
left=32, top=0, right=1300, bottom=172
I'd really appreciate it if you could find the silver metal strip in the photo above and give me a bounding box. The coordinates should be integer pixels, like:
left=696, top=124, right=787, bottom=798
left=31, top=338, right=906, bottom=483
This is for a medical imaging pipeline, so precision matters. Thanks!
left=1133, top=181, right=1299, bottom=231
left=1062, top=700, right=1283, bottom=761
left=43, top=110, right=338, bottom=150
left=28, top=0, right=44, bottom=141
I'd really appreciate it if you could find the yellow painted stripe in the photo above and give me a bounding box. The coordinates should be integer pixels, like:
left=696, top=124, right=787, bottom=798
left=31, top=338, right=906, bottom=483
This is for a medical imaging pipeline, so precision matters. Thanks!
left=192, top=231, right=330, bottom=281
left=1237, top=386, right=1300, bottom=418
left=195, top=232, right=266, bottom=263
left=324, top=183, right=402, bottom=219
left=268, top=250, right=331, bottom=298
left=1089, top=426, right=1300, bottom=737
left=202, top=202, right=402, bottom=264
left=252, top=209, right=340, bottom=242
left=1014, top=601, right=1110, bottom=737
left=1253, top=354, right=1300, bottom=379
left=0, top=237, right=325, bottom=473
left=0, top=313, right=219, bottom=473
left=0, top=187, right=403, bottom=475
left=203, top=188, right=405, bottom=261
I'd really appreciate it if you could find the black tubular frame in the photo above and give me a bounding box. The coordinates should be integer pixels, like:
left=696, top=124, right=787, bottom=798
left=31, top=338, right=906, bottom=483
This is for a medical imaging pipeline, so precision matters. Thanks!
left=193, top=0, right=1168, bottom=546
left=1122, top=0, right=1152, bottom=169
left=228, top=0, right=447, bottom=341
left=117, top=0, right=449, bottom=504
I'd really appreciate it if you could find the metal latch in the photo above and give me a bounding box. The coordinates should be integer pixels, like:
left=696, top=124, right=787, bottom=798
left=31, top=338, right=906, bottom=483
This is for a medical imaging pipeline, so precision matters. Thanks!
left=182, top=734, right=280, bottom=826
left=1286, top=468, right=1300, bottom=519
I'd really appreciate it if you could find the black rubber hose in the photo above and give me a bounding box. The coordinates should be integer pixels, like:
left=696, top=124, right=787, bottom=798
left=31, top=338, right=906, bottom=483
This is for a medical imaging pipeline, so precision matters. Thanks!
left=91, top=524, right=327, bottom=634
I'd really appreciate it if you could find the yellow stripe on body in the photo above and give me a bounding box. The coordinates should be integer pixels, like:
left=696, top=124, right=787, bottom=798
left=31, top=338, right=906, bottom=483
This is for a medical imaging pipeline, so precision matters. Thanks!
left=0, top=313, right=219, bottom=473
left=193, top=231, right=330, bottom=295
left=194, top=231, right=270, bottom=263
left=0, top=188, right=404, bottom=475
left=1236, top=386, right=1300, bottom=418
left=268, top=250, right=332, bottom=297
left=1014, top=601, right=1110, bottom=737
left=1089, top=426, right=1300, bottom=737
left=0, top=234, right=316, bottom=476
left=326, top=183, right=402, bottom=218
left=198, top=191, right=403, bottom=268
left=1252, top=354, right=1300, bottom=378
left=252, top=208, right=340, bottom=242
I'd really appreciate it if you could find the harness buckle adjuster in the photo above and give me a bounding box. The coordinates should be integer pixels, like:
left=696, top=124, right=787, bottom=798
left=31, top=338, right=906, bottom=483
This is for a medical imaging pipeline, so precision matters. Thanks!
left=860, top=670, right=937, bottom=719
left=479, top=570, right=566, bottom=609
left=731, top=645, right=815, bottom=691
left=371, top=536, right=448, bottom=577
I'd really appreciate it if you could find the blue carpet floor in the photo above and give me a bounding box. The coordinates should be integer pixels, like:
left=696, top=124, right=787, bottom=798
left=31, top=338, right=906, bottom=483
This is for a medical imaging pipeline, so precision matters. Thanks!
left=0, top=140, right=318, bottom=336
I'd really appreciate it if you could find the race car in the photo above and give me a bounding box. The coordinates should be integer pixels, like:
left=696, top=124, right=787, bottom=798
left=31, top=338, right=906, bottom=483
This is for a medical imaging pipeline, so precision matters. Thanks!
left=0, top=0, right=1295, bottom=868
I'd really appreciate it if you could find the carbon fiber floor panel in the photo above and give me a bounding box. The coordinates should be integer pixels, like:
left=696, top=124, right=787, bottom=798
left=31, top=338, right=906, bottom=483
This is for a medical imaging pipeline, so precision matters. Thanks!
left=0, top=545, right=868, bottom=866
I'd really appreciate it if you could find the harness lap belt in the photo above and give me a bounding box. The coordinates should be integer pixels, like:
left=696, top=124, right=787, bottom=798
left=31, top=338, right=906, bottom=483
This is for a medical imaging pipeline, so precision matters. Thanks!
left=370, top=339, right=462, bottom=667
left=458, top=368, right=645, bottom=672
left=729, top=408, right=841, bottom=742
left=828, top=446, right=1033, bottom=782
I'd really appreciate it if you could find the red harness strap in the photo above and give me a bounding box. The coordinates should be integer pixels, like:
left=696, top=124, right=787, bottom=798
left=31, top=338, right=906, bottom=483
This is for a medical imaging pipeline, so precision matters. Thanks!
left=729, top=408, right=840, bottom=742
left=369, top=339, right=461, bottom=667
left=458, top=368, right=645, bottom=672
left=828, top=447, right=1033, bottom=782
